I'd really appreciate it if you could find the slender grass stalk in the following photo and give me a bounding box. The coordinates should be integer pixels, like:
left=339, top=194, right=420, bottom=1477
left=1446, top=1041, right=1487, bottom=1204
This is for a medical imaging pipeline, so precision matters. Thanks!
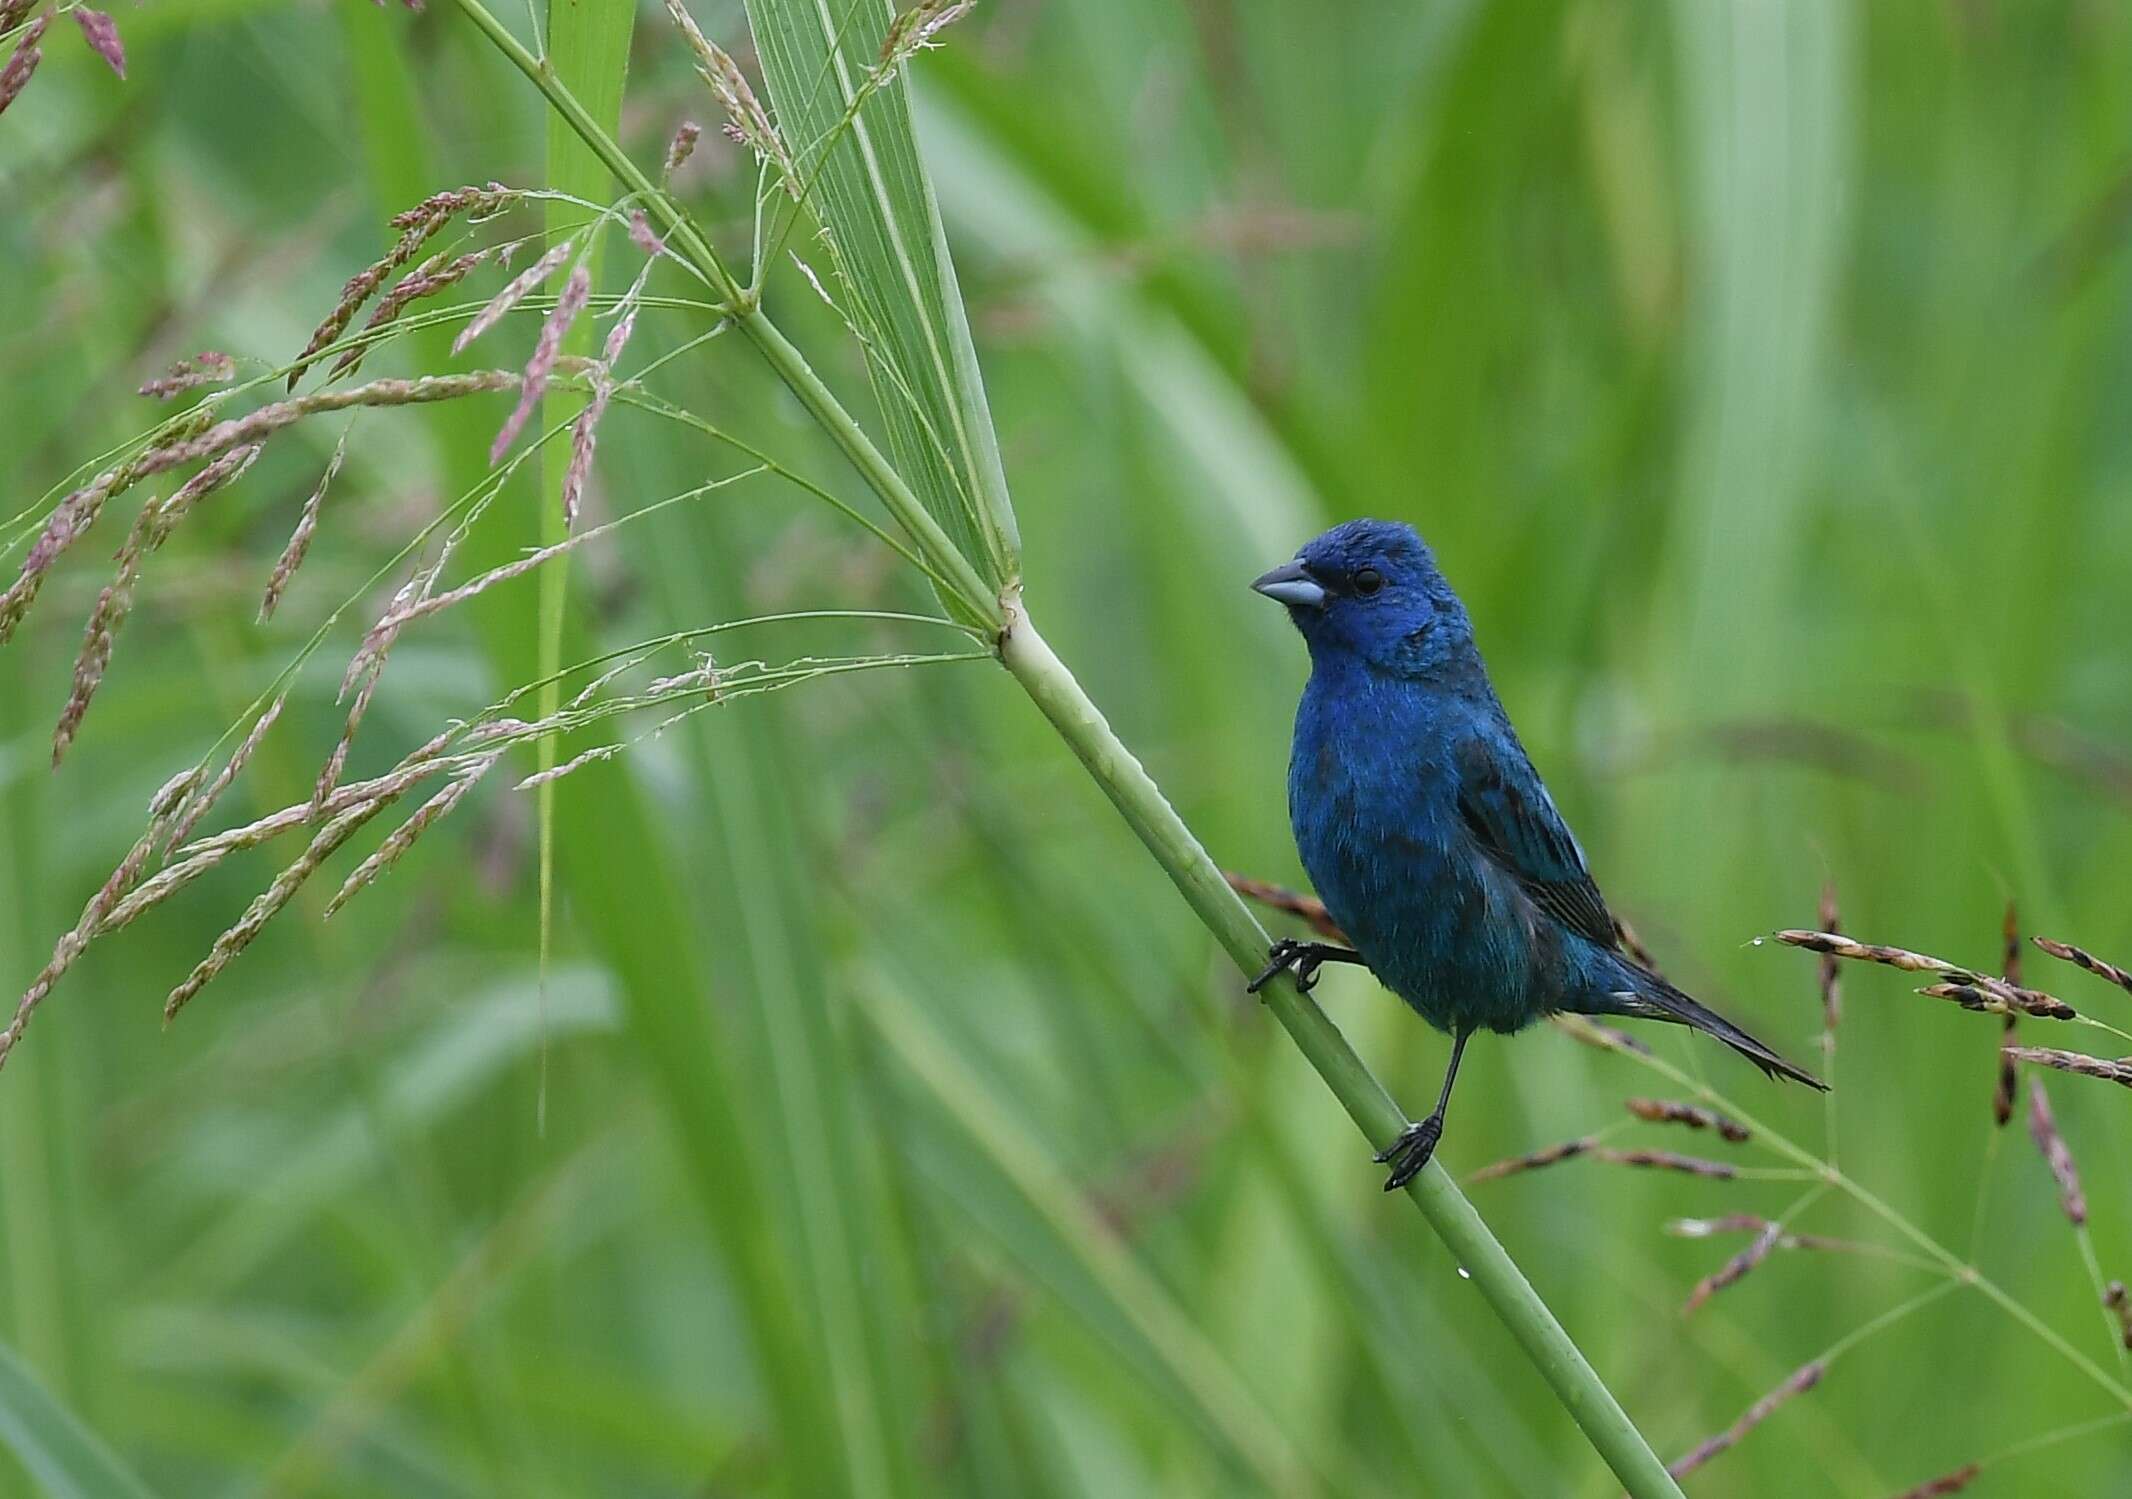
left=995, top=609, right=1684, bottom=1495
left=435, top=4, right=1685, bottom=1489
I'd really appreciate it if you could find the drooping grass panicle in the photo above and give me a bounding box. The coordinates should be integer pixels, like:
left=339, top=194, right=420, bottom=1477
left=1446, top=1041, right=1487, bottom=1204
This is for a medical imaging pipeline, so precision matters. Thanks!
left=48, top=444, right=262, bottom=761
left=70, top=6, right=124, bottom=77
left=1625, top=1098, right=1750, bottom=1143
left=1467, top=1136, right=1598, bottom=1184
left=561, top=241, right=657, bottom=529
left=1889, top=1465, right=1982, bottom=1498
left=1681, top=1220, right=1784, bottom=1316
left=0, top=766, right=203, bottom=1073
left=167, top=695, right=286, bottom=853
left=0, top=16, right=43, bottom=118
left=261, top=435, right=348, bottom=621
left=1595, top=1148, right=1738, bottom=1180
left=162, top=795, right=400, bottom=1023
left=321, top=754, right=499, bottom=917
left=1666, top=1361, right=1825, bottom=1480
left=1775, top=930, right=2078, bottom=1020
left=291, top=183, right=516, bottom=387
left=140, top=351, right=237, bottom=400
left=489, top=264, right=590, bottom=464
left=2003, top=1046, right=2132, bottom=1089
left=331, top=246, right=494, bottom=377
left=2023, top=1077, right=2088, bottom=1227
left=2033, top=936, right=2132, bottom=997
left=663, top=0, right=800, bottom=197
left=452, top=237, right=574, bottom=355
left=1471, top=1141, right=1738, bottom=1184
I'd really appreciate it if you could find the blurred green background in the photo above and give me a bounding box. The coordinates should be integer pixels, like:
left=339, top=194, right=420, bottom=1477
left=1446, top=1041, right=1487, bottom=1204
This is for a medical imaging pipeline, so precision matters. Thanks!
left=4, top=1, right=2132, bottom=1494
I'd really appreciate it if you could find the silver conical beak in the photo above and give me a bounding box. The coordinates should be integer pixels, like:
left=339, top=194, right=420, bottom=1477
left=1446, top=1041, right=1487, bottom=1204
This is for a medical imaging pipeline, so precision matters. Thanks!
left=1251, top=558, right=1328, bottom=610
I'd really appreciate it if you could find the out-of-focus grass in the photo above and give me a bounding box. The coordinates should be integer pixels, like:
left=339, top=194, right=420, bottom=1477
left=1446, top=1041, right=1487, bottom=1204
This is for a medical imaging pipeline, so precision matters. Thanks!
left=3, top=1, right=2131, bottom=1495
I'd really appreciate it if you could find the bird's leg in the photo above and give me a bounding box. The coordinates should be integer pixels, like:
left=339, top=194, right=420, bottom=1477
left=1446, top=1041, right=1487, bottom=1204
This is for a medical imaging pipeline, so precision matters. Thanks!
left=1247, top=938, right=1367, bottom=995
left=1375, top=1029, right=1471, bottom=1192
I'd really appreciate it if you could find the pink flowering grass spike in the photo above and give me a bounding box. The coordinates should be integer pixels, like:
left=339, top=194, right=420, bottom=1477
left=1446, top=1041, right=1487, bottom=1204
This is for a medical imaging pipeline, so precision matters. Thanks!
left=71, top=7, right=123, bottom=77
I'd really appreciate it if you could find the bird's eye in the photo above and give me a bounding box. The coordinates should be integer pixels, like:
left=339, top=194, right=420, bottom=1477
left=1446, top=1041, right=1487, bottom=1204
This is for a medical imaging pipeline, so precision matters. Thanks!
left=1352, top=567, right=1384, bottom=597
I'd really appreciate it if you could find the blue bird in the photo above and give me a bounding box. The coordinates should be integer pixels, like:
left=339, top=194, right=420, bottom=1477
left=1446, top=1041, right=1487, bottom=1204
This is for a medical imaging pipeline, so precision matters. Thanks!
left=1250, top=519, right=1823, bottom=1191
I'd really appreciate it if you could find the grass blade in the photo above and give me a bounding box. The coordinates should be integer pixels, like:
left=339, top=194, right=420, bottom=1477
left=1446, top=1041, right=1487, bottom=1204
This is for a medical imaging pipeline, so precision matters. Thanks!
left=0, top=1337, right=154, bottom=1499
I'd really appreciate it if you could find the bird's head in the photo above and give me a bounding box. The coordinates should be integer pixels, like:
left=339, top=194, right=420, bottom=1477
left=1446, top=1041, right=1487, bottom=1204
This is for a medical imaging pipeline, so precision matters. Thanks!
left=1251, top=518, right=1474, bottom=676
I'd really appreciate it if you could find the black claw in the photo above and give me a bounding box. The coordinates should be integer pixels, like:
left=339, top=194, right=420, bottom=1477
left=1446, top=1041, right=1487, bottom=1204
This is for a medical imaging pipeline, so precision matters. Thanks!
left=1247, top=938, right=1307, bottom=995
left=1375, top=1115, right=1444, bottom=1192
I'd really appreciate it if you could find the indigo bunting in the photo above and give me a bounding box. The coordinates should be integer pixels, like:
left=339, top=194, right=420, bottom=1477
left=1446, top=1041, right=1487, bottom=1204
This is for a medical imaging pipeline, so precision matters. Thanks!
left=1251, top=519, right=1822, bottom=1191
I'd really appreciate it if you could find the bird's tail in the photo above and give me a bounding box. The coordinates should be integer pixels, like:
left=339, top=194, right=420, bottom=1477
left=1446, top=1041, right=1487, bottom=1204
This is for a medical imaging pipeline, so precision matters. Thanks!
left=1612, top=964, right=1827, bottom=1090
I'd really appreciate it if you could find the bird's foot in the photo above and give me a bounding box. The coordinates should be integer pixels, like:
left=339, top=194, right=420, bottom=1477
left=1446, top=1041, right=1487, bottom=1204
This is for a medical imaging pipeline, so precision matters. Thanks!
left=1249, top=938, right=1314, bottom=994
left=1374, top=1114, right=1443, bottom=1192
left=1247, top=938, right=1358, bottom=996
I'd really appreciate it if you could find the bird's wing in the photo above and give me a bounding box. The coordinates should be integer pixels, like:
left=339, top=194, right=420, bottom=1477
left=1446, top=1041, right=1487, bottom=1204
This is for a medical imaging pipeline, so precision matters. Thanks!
left=1453, top=733, right=1620, bottom=950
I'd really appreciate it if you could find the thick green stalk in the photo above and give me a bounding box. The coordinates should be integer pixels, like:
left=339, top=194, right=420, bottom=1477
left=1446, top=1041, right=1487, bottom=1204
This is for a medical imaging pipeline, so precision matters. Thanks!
left=997, top=605, right=1685, bottom=1499
left=443, top=5, right=1682, bottom=1489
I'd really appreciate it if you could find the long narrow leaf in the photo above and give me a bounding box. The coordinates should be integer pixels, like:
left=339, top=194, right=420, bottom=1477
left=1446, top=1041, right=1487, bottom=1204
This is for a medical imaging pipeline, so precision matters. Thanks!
left=743, top=0, right=1020, bottom=586
left=0, top=1338, right=155, bottom=1499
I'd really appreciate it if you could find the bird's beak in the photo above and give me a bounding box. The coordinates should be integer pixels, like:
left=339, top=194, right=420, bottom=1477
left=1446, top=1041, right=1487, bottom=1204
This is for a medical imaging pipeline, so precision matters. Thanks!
left=1251, top=558, right=1328, bottom=610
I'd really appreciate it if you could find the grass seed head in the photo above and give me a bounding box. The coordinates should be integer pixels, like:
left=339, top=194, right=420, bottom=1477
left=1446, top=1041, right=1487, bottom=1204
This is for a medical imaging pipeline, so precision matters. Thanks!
left=139, top=350, right=236, bottom=400
left=261, top=438, right=347, bottom=621
left=1667, top=1360, right=1825, bottom=1480
left=1682, top=1219, right=1784, bottom=1315
left=1625, top=1097, right=1750, bottom=1143
left=489, top=265, right=590, bottom=464
left=2106, top=1281, right=2132, bottom=1351
left=1467, top=1136, right=1596, bottom=1184
left=663, top=120, right=702, bottom=180
left=2033, top=936, right=2132, bottom=996
left=2024, top=1077, right=2087, bottom=1226
left=2004, top=1046, right=2132, bottom=1089
left=1891, top=1464, right=1982, bottom=1498
left=0, top=18, right=44, bottom=119
left=70, top=6, right=122, bottom=77
left=664, top=1, right=799, bottom=195
left=452, top=237, right=574, bottom=355
left=332, top=247, right=491, bottom=377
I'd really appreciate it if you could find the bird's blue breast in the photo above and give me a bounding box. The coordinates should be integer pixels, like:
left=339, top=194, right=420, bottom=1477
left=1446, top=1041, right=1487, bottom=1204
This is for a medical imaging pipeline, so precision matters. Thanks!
left=1287, top=663, right=1565, bottom=1035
